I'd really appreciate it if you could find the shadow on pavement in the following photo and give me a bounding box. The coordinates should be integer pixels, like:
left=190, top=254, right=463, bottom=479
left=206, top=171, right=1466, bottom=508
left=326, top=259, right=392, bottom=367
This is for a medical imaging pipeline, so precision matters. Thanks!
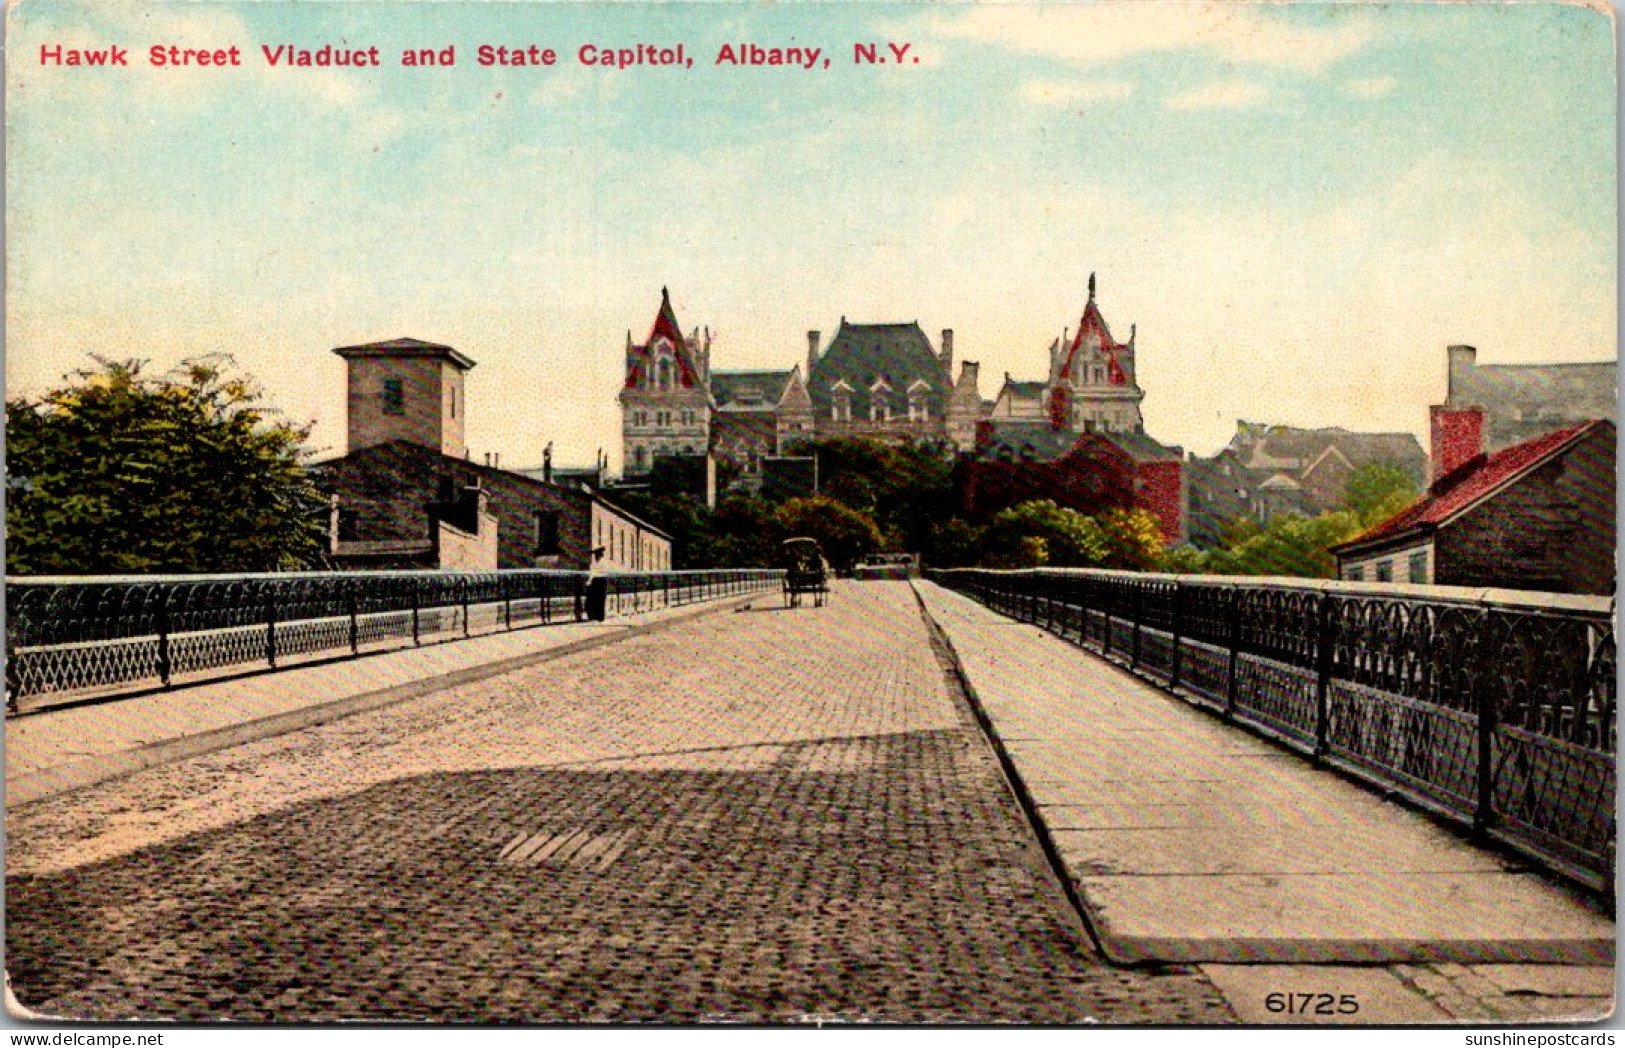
left=7, top=729, right=1229, bottom=1024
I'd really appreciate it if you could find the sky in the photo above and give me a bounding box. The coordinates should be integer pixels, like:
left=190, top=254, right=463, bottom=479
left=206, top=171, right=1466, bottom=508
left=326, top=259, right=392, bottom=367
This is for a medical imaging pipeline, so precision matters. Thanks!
left=6, top=0, right=1617, bottom=469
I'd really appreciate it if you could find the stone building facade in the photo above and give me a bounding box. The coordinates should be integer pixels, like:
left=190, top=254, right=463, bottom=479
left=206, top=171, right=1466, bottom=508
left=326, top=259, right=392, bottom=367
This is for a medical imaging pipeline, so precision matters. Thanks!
left=618, top=289, right=984, bottom=484
left=334, top=337, right=474, bottom=458
left=1334, top=418, right=1615, bottom=595
left=971, top=277, right=1187, bottom=543
left=319, top=339, right=669, bottom=572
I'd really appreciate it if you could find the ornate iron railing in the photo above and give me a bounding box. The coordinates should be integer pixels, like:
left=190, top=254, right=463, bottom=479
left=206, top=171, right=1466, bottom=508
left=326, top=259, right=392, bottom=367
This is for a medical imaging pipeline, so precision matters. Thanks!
left=7, top=568, right=782, bottom=708
left=928, top=567, right=1617, bottom=894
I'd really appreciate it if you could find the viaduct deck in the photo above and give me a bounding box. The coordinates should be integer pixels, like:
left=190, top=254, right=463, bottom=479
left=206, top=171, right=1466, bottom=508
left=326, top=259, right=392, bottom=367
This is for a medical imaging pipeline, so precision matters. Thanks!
left=5, top=581, right=1613, bottom=1024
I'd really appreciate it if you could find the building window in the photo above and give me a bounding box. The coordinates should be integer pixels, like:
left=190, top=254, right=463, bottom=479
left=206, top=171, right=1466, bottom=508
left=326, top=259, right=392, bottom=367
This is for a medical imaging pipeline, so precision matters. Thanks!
left=833, top=394, right=851, bottom=422
left=871, top=399, right=889, bottom=422
left=534, top=512, right=560, bottom=556
left=657, top=358, right=672, bottom=390
left=336, top=507, right=360, bottom=541
left=634, top=447, right=647, bottom=469
left=909, top=395, right=927, bottom=422
left=1375, top=560, right=1393, bottom=583
left=680, top=409, right=695, bottom=426
left=1342, top=566, right=1363, bottom=582
left=1093, top=366, right=1104, bottom=384
left=381, top=377, right=405, bottom=416
left=449, top=386, right=457, bottom=419
left=1408, top=552, right=1427, bottom=584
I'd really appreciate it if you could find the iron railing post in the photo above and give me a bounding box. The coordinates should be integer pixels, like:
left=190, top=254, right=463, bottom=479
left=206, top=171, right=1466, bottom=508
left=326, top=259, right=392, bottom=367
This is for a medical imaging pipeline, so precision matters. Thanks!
left=1102, top=580, right=1114, bottom=658
left=265, top=586, right=278, bottom=669
left=1313, top=593, right=1335, bottom=757
left=156, top=586, right=173, bottom=688
left=411, top=579, right=421, bottom=644
left=1131, top=582, right=1143, bottom=670
left=503, top=575, right=513, bottom=631
left=1170, top=582, right=1184, bottom=690
left=348, top=580, right=360, bottom=655
left=1474, top=610, right=1498, bottom=833
left=461, top=576, right=471, bottom=637
left=1225, top=587, right=1241, bottom=718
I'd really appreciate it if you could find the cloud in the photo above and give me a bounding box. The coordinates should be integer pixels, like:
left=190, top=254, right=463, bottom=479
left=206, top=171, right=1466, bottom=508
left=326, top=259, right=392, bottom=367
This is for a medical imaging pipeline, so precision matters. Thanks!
left=1021, top=79, right=1135, bottom=106
left=1164, top=80, right=1270, bottom=111
left=1343, top=76, right=1398, bottom=99
left=917, top=4, right=1375, bottom=74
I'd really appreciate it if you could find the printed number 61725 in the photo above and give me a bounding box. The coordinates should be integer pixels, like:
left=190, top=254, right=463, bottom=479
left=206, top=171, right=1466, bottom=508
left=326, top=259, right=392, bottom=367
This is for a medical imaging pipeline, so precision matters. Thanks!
left=1264, top=992, right=1359, bottom=1015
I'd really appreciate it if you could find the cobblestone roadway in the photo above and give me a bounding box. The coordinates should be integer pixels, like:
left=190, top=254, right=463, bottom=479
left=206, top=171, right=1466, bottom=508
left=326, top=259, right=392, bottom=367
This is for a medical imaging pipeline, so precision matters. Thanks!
left=7, top=582, right=1232, bottom=1023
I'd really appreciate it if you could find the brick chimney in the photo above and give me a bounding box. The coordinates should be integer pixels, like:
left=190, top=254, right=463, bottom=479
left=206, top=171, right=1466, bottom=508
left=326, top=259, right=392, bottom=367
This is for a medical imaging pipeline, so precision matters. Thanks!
left=1430, top=404, right=1485, bottom=486
left=807, top=330, right=821, bottom=378
left=940, top=329, right=954, bottom=379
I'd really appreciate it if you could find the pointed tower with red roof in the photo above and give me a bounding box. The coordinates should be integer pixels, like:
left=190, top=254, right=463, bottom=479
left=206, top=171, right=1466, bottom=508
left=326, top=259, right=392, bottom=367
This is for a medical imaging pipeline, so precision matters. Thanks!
left=1046, top=273, right=1144, bottom=435
left=618, top=287, right=713, bottom=476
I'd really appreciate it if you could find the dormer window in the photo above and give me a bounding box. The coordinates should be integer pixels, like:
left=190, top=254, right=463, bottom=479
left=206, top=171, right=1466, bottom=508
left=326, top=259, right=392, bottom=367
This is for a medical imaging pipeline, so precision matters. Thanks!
left=832, top=393, right=851, bottom=422
left=871, top=398, right=890, bottom=422
left=657, top=358, right=673, bottom=391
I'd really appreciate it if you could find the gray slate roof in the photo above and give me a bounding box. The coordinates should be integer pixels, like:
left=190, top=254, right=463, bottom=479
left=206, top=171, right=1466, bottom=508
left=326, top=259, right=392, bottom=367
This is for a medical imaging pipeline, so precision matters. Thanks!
left=711, top=369, right=793, bottom=411
left=808, top=321, right=949, bottom=413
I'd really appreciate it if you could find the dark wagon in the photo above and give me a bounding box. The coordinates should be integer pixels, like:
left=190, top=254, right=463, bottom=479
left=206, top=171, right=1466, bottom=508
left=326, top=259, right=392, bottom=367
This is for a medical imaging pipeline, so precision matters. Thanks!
left=781, top=537, right=829, bottom=608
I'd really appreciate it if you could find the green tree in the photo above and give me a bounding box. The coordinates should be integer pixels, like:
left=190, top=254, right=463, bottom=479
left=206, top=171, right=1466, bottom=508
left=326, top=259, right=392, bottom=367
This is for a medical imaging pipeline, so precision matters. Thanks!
left=784, top=436, right=955, bottom=554
left=985, top=534, right=1049, bottom=569
left=981, top=500, right=1107, bottom=569
left=6, top=355, right=326, bottom=574
left=709, top=495, right=780, bottom=567
left=1095, top=507, right=1167, bottom=571
left=925, top=517, right=986, bottom=568
left=774, top=495, right=883, bottom=572
left=1214, top=511, right=1365, bottom=579
left=1157, top=545, right=1211, bottom=574
left=1344, top=462, right=1420, bottom=527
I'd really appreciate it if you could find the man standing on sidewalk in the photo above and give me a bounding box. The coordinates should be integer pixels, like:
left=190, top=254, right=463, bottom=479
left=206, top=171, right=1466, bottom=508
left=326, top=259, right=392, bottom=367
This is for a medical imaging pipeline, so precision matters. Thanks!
left=585, top=546, right=608, bottom=622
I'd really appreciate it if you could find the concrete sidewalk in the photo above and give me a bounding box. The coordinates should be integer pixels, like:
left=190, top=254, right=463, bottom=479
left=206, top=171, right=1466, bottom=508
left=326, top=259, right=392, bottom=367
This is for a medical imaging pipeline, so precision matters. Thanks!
left=913, top=580, right=1614, bottom=1017
left=7, top=594, right=757, bottom=807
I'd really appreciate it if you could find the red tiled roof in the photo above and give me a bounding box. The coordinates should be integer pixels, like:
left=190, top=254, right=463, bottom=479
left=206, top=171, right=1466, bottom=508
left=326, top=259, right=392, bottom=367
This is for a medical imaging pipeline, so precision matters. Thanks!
left=1337, top=420, right=1604, bottom=551
left=625, top=287, right=701, bottom=390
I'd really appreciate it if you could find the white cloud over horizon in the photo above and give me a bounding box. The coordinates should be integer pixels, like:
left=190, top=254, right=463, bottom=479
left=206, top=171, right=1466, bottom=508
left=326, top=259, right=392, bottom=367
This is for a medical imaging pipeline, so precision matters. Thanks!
left=918, top=4, right=1376, bottom=74
left=1163, top=79, right=1270, bottom=111
left=1021, top=78, right=1135, bottom=106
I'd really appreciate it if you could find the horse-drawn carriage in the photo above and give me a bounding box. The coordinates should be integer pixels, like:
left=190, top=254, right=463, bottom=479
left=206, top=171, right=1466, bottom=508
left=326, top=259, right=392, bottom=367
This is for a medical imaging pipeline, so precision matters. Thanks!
left=781, top=537, right=830, bottom=608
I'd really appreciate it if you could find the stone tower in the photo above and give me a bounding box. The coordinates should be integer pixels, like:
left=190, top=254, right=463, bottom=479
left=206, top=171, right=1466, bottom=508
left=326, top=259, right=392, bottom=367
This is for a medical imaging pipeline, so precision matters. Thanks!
left=333, top=337, right=475, bottom=458
left=618, top=287, right=712, bottom=475
left=1046, top=274, right=1144, bottom=434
